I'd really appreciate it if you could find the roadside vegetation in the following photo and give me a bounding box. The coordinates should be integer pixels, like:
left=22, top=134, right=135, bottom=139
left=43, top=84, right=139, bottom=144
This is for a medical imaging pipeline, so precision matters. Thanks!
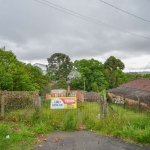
left=1, top=101, right=150, bottom=149
left=1, top=49, right=150, bottom=149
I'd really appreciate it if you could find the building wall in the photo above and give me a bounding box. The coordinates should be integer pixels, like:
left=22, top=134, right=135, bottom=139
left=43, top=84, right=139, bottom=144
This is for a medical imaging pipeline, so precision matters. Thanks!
left=108, top=92, right=150, bottom=110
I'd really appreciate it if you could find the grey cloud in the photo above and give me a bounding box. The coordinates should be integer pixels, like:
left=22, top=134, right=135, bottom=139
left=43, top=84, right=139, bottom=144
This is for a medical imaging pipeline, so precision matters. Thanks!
left=0, top=0, right=150, bottom=70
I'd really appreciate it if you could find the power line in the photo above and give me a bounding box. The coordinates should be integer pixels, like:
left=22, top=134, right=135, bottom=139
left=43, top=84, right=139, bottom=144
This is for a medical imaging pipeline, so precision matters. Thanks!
left=99, top=0, right=150, bottom=23
left=35, top=0, right=150, bottom=40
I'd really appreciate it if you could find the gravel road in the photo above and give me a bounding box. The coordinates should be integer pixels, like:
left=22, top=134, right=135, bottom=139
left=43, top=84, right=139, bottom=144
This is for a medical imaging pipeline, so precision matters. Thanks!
left=33, top=131, right=150, bottom=150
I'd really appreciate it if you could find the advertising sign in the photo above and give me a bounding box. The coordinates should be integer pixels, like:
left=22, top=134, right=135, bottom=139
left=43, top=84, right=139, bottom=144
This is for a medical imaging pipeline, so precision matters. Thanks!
left=51, top=97, right=77, bottom=109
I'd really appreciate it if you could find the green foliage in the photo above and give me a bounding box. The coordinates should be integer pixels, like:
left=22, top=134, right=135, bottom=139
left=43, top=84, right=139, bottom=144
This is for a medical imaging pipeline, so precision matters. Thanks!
left=77, top=102, right=150, bottom=145
left=2, top=101, right=150, bottom=150
left=53, top=77, right=68, bottom=89
left=5, top=97, right=32, bottom=113
left=104, top=56, right=125, bottom=88
left=62, top=111, right=78, bottom=131
left=0, top=122, right=35, bottom=150
left=47, top=53, right=73, bottom=81
left=72, top=59, right=108, bottom=91
left=104, top=56, right=125, bottom=71
left=0, top=48, right=50, bottom=91
left=97, top=104, right=150, bottom=144
left=91, top=82, right=99, bottom=92
left=40, top=84, right=51, bottom=96
left=78, top=102, right=100, bottom=130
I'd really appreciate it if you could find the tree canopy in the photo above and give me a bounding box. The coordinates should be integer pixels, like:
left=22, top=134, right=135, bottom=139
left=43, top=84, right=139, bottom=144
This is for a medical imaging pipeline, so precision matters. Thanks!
left=104, top=56, right=125, bottom=71
left=71, top=59, right=108, bottom=91
left=2, top=48, right=149, bottom=93
left=0, top=48, right=50, bottom=91
left=47, top=53, right=73, bottom=81
left=104, top=56, right=125, bottom=88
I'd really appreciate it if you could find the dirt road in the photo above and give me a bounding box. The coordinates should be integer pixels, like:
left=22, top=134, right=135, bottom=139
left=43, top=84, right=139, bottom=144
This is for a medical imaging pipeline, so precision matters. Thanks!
left=33, top=131, right=150, bottom=150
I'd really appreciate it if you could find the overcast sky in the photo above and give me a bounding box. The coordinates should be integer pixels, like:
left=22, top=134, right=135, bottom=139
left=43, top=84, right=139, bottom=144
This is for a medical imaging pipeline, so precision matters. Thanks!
left=0, top=0, right=150, bottom=72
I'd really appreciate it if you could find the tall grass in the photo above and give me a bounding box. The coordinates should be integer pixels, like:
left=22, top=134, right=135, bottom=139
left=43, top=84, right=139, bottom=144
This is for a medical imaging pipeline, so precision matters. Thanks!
left=75, top=102, right=150, bottom=144
left=1, top=100, right=150, bottom=150
left=93, top=103, right=150, bottom=144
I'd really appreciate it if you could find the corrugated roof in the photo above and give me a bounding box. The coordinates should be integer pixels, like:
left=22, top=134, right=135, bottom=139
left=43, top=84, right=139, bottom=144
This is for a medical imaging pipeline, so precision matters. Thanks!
left=108, top=78, right=150, bottom=105
left=121, top=78, right=150, bottom=92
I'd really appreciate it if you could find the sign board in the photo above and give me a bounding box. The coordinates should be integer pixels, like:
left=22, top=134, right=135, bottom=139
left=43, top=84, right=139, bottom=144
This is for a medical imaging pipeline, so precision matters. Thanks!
left=51, top=97, right=77, bottom=109
left=112, top=98, right=124, bottom=104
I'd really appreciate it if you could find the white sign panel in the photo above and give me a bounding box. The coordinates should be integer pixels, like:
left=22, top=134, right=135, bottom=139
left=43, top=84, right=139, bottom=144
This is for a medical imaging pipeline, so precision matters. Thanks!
left=51, top=98, right=64, bottom=109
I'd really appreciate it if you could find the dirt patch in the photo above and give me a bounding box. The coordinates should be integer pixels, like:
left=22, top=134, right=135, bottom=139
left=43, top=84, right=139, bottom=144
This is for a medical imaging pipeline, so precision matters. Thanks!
left=0, top=117, right=31, bottom=126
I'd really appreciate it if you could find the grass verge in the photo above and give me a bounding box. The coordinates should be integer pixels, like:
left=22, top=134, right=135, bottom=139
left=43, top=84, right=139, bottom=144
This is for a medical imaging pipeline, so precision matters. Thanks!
left=1, top=101, right=150, bottom=149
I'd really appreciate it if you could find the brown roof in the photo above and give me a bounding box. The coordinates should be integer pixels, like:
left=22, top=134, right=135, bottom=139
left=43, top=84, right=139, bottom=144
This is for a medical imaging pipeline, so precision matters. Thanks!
left=121, top=78, right=150, bottom=92
left=108, top=78, right=150, bottom=105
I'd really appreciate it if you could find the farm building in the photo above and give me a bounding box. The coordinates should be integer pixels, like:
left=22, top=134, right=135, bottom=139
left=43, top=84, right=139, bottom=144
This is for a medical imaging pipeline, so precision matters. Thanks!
left=108, top=78, right=150, bottom=110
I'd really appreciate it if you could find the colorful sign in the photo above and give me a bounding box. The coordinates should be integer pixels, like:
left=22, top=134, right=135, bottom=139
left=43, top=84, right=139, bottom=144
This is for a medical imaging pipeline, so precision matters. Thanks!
left=50, top=97, right=77, bottom=109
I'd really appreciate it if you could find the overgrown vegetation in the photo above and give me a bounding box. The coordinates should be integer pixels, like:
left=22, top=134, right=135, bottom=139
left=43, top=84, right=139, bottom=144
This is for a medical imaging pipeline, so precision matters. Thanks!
left=1, top=48, right=150, bottom=149
left=0, top=100, right=78, bottom=150
left=81, top=103, right=150, bottom=145
left=0, top=101, right=150, bottom=149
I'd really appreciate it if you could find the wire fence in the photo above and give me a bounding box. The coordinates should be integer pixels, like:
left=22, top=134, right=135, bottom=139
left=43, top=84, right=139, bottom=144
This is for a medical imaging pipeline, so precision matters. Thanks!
left=0, top=91, right=39, bottom=120
left=40, top=93, right=107, bottom=130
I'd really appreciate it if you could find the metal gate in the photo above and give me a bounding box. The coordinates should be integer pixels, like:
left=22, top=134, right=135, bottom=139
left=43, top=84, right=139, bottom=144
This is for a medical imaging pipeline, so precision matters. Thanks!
left=43, top=92, right=104, bottom=131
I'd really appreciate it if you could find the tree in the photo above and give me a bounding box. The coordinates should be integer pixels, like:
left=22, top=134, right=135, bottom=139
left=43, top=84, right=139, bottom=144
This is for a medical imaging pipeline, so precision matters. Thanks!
left=0, top=48, right=50, bottom=91
left=104, top=56, right=125, bottom=71
left=24, top=64, right=50, bottom=90
left=91, top=82, right=99, bottom=92
left=47, top=53, right=73, bottom=81
left=104, top=56, right=125, bottom=88
left=52, top=77, right=68, bottom=89
left=72, top=59, right=108, bottom=91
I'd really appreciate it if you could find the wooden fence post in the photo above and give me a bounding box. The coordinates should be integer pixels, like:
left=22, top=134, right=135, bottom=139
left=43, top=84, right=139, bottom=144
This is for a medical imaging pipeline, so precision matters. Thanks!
left=100, top=90, right=107, bottom=118
left=100, top=96, right=104, bottom=118
left=1, top=95, right=4, bottom=117
left=138, top=96, right=140, bottom=111
left=103, top=92, right=107, bottom=117
left=38, top=96, right=41, bottom=109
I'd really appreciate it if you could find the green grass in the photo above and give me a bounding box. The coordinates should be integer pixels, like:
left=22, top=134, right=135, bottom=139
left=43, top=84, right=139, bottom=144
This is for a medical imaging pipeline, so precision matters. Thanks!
left=0, top=122, right=36, bottom=150
left=1, top=100, right=150, bottom=149
left=0, top=100, right=79, bottom=149
left=96, top=104, right=150, bottom=145
left=76, top=102, right=150, bottom=145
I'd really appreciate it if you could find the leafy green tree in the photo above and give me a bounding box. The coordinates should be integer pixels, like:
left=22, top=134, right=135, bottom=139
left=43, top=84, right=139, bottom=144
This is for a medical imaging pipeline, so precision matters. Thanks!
left=24, top=64, right=50, bottom=90
left=0, top=48, right=50, bottom=91
left=104, top=56, right=125, bottom=88
left=47, top=53, right=73, bottom=81
left=0, top=49, right=18, bottom=90
left=40, top=84, right=51, bottom=96
left=53, top=77, right=68, bottom=89
left=104, top=56, right=125, bottom=71
left=91, top=82, right=99, bottom=92
left=72, top=59, right=108, bottom=91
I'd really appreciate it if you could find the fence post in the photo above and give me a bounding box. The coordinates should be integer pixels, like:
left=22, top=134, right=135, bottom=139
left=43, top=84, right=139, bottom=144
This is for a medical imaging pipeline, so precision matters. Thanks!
left=100, top=96, right=104, bottom=118
left=137, top=96, right=140, bottom=111
left=38, top=96, right=41, bottom=109
left=1, top=95, right=4, bottom=117
left=100, top=90, right=107, bottom=118
left=103, top=92, right=107, bottom=117
left=123, top=97, right=125, bottom=109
